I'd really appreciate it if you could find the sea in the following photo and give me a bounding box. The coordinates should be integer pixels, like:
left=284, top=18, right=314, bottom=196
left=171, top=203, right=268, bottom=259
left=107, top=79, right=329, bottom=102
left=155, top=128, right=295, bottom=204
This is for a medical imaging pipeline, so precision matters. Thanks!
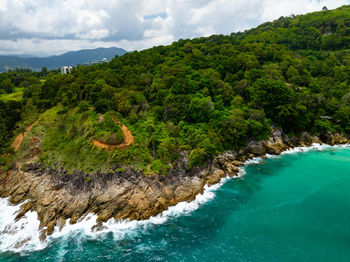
left=1, top=144, right=350, bottom=261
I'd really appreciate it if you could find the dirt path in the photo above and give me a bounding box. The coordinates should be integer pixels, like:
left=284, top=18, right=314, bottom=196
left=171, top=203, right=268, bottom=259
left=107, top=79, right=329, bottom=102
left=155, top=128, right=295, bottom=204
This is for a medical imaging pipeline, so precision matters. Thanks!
left=93, top=121, right=135, bottom=151
left=11, top=120, right=39, bottom=152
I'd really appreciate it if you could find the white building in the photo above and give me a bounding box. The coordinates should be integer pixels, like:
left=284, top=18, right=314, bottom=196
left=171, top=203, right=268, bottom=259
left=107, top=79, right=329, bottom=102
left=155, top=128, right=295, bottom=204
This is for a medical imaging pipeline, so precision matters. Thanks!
left=61, top=66, right=73, bottom=74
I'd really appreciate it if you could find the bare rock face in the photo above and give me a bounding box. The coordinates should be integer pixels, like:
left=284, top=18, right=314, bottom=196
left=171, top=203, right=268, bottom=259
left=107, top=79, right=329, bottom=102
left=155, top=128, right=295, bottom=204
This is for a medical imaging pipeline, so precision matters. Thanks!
left=310, top=135, right=322, bottom=144
left=247, top=141, right=266, bottom=156
left=299, top=132, right=313, bottom=146
left=263, top=139, right=285, bottom=155
left=0, top=156, right=228, bottom=237
left=322, top=132, right=335, bottom=146
left=333, top=133, right=348, bottom=144
left=263, top=128, right=289, bottom=155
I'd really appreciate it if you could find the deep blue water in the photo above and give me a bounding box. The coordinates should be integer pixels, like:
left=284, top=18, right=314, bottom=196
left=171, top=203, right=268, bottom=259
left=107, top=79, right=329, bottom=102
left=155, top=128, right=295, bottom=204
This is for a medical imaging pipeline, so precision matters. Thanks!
left=1, top=145, right=350, bottom=261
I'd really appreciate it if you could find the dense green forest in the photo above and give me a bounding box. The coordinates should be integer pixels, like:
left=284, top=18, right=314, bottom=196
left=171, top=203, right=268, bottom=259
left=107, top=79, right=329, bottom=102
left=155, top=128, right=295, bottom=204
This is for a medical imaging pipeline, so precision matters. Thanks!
left=1, top=5, right=350, bottom=173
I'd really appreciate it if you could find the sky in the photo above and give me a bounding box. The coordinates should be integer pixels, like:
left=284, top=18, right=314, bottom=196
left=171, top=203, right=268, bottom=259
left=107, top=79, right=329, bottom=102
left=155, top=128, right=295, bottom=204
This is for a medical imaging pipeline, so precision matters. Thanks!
left=0, top=0, right=349, bottom=56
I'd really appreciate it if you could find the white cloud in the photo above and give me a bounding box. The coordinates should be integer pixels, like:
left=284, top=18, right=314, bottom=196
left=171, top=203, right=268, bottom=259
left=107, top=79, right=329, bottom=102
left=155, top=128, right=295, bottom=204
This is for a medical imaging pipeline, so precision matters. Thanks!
left=261, top=0, right=349, bottom=22
left=0, top=0, right=7, bottom=12
left=0, top=0, right=348, bottom=56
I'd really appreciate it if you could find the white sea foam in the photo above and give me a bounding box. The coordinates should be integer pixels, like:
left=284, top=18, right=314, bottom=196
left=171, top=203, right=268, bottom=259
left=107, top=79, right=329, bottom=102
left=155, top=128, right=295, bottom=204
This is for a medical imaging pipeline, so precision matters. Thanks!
left=245, top=157, right=263, bottom=165
left=0, top=177, right=230, bottom=254
left=49, top=178, right=229, bottom=240
left=280, top=143, right=333, bottom=155
left=1, top=142, right=349, bottom=254
left=236, top=167, right=246, bottom=177
left=0, top=198, right=45, bottom=253
left=265, top=153, right=278, bottom=159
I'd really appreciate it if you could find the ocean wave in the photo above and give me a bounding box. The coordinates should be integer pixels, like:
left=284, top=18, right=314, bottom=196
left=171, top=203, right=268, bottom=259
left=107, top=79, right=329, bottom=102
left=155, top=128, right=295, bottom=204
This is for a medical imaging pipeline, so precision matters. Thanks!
left=0, top=176, right=230, bottom=254
left=0, top=198, right=45, bottom=253
left=280, top=143, right=332, bottom=155
left=244, top=157, right=263, bottom=165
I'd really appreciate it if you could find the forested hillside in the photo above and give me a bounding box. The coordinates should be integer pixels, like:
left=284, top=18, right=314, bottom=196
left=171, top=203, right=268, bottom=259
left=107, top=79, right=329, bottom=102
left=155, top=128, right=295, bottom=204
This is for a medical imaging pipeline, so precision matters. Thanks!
left=1, top=5, right=349, bottom=173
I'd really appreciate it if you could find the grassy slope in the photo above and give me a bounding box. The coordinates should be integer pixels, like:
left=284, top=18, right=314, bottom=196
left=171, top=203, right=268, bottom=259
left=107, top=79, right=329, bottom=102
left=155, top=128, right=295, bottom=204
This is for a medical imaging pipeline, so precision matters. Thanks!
left=16, top=106, right=150, bottom=173
left=0, top=88, right=24, bottom=102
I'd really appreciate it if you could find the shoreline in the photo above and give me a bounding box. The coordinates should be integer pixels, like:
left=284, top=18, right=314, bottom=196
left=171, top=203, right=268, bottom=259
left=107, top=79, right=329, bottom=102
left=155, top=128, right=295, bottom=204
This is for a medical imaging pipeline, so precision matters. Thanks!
left=0, top=130, right=349, bottom=253
left=1, top=142, right=349, bottom=254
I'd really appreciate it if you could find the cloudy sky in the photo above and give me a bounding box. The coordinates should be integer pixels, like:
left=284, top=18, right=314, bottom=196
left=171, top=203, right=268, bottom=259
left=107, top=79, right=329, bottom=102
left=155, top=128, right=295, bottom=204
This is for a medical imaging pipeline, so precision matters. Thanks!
left=0, top=0, right=349, bottom=56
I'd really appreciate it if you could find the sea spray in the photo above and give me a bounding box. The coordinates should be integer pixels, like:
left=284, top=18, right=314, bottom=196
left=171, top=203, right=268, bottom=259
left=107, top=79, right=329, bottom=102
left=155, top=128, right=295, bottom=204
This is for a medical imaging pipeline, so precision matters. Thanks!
left=0, top=198, right=45, bottom=253
left=0, top=175, right=232, bottom=254
left=246, top=143, right=349, bottom=165
left=49, top=178, right=231, bottom=240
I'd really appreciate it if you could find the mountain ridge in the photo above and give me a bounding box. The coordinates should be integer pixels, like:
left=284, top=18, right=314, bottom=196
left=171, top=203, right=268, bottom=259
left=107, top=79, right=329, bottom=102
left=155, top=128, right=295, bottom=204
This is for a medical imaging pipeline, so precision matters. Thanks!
left=0, top=47, right=128, bottom=72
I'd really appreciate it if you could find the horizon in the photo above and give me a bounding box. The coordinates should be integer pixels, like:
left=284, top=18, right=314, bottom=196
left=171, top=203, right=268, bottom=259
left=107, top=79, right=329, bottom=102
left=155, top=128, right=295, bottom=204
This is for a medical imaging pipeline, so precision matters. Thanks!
left=0, top=0, right=349, bottom=57
left=0, top=46, right=128, bottom=59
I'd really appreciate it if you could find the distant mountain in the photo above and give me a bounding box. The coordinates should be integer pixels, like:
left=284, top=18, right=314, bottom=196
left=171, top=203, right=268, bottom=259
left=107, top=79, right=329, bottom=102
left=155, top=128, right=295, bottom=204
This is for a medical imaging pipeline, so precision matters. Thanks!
left=0, top=47, right=128, bottom=72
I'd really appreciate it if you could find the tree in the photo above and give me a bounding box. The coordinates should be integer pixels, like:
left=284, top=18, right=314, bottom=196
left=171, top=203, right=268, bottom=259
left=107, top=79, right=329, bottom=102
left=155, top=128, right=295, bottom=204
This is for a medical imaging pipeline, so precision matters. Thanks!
left=1, top=78, right=14, bottom=94
left=219, top=109, right=248, bottom=148
left=188, top=95, right=214, bottom=123
left=41, top=67, right=48, bottom=77
left=251, top=78, right=295, bottom=112
left=16, top=122, right=26, bottom=137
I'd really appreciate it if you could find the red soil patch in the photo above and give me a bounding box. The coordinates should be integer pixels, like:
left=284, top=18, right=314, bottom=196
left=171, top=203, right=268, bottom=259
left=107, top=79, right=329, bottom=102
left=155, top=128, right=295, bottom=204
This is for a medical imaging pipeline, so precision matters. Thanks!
left=10, top=120, right=39, bottom=152
left=93, top=121, right=135, bottom=151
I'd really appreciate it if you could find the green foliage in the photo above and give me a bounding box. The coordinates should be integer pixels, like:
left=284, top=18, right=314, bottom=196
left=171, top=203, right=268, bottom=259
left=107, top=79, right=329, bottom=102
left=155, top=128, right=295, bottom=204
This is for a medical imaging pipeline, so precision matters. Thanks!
left=150, top=159, right=170, bottom=175
left=31, top=107, right=128, bottom=172
left=188, top=148, right=207, bottom=169
left=314, top=119, right=336, bottom=134
left=0, top=100, right=21, bottom=154
left=94, top=111, right=124, bottom=145
left=2, top=5, right=350, bottom=171
left=0, top=78, right=14, bottom=94
left=0, top=88, right=24, bottom=102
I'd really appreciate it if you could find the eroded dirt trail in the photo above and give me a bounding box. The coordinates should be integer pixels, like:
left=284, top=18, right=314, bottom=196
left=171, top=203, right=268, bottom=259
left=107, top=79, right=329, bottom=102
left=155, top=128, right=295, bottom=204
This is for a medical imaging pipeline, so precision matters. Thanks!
left=93, top=121, right=135, bottom=151
left=11, top=120, right=39, bottom=152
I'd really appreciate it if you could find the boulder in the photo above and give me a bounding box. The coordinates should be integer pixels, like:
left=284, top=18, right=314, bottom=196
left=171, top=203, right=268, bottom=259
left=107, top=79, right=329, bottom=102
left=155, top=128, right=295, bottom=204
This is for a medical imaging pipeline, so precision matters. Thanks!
left=300, top=132, right=313, bottom=146
left=310, top=135, right=322, bottom=144
left=333, top=133, right=348, bottom=144
left=247, top=140, right=266, bottom=155
left=322, top=131, right=335, bottom=145
left=263, top=139, right=286, bottom=155
left=232, top=160, right=244, bottom=166
left=223, top=162, right=239, bottom=177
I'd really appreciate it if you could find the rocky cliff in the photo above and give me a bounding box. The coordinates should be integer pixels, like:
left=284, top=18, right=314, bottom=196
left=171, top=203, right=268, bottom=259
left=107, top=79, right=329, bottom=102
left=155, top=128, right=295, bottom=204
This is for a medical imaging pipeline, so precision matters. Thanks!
left=0, top=129, right=348, bottom=240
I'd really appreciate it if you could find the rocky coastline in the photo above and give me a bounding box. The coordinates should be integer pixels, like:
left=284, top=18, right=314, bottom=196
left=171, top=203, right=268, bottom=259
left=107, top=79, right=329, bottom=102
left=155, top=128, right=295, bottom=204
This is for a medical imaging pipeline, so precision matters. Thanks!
left=0, top=129, right=348, bottom=240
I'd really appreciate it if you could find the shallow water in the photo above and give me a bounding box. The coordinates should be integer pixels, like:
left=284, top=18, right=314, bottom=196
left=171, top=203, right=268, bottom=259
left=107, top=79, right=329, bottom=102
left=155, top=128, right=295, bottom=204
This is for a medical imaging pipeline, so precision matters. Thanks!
left=1, top=145, right=350, bottom=261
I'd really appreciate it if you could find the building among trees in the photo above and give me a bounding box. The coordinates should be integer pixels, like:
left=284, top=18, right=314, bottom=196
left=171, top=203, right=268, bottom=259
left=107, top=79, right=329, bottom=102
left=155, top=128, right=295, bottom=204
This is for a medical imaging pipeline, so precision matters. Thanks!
left=61, top=66, right=73, bottom=74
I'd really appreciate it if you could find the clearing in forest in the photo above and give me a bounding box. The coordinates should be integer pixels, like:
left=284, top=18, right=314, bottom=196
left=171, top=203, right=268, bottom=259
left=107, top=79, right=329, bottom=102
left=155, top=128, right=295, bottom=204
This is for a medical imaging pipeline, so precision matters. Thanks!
left=93, top=117, right=134, bottom=151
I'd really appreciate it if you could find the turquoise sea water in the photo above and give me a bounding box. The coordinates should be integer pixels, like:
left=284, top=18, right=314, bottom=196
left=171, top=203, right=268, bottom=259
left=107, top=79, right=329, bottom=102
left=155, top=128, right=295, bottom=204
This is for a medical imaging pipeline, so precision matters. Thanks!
left=1, top=145, right=350, bottom=261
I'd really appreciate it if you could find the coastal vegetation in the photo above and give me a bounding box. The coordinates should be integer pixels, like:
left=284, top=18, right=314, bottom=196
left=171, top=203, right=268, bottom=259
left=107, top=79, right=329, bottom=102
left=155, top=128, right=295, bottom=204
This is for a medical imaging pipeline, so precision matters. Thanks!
left=1, top=5, right=350, bottom=173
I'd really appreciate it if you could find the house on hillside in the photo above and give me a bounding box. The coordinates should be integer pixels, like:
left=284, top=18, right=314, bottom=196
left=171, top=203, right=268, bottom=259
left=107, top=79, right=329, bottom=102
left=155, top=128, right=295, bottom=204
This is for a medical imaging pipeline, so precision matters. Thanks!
left=61, top=66, right=73, bottom=74
left=90, top=57, right=111, bottom=65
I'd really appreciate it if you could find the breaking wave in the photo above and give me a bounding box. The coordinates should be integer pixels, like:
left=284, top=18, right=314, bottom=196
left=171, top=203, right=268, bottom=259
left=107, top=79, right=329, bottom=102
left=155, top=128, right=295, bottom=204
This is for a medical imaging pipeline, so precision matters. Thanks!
left=0, top=177, right=230, bottom=254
